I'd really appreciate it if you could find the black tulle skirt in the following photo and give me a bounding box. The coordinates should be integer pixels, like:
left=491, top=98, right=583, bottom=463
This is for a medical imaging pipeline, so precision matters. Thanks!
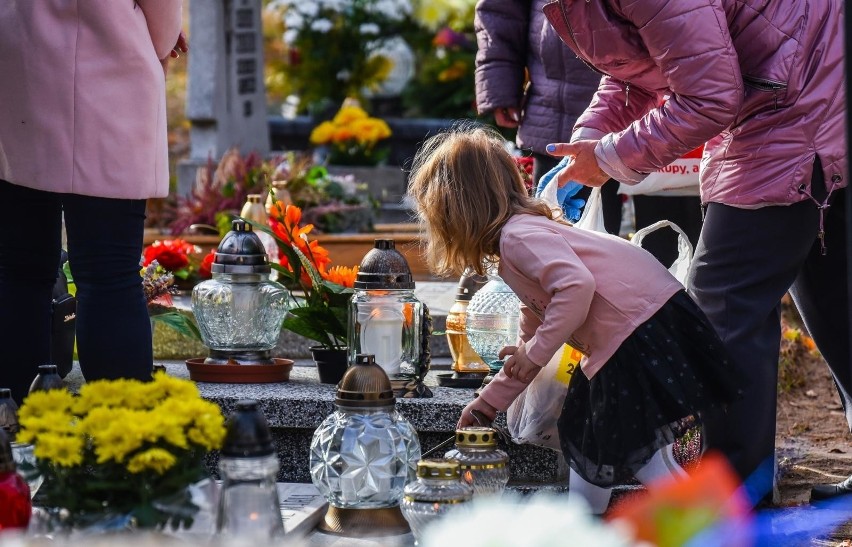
left=557, top=290, right=743, bottom=487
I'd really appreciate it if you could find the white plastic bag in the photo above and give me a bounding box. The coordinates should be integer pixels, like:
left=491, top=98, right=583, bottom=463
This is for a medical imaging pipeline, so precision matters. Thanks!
left=618, top=145, right=703, bottom=196
left=631, top=220, right=694, bottom=285
left=506, top=344, right=583, bottom=451
left=572, top=187, right=607, bottom=233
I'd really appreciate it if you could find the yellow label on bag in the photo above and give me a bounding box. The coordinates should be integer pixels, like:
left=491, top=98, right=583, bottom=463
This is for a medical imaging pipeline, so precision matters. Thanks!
left=554, top=344, right=582, bottom=386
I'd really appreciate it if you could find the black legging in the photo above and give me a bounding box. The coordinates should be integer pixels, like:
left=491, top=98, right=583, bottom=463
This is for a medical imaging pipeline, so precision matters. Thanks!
left=0, top=180, right=152, bottom=403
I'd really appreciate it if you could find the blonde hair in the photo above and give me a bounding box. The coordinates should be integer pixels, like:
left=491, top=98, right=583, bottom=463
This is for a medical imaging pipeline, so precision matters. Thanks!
left=408, top=122, right=559, bottom=277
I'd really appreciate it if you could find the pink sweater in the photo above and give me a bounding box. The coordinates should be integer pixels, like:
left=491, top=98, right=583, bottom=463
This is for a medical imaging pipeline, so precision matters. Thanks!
left=478, top=214, right=683, bottom=412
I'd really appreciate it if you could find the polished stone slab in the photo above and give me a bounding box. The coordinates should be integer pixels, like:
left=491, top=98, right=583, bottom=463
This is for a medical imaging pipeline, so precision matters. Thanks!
left=64, top=361, right=566, bottom=485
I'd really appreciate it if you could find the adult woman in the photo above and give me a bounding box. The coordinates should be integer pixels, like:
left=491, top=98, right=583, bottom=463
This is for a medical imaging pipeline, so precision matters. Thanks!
left=540, top=0, right=848, bottom=502
left=0, top=1, right=184, bottom=402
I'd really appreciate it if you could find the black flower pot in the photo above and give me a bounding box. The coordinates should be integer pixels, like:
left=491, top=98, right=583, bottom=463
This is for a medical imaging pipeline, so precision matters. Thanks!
left=310, top=346, right=349, bottom=385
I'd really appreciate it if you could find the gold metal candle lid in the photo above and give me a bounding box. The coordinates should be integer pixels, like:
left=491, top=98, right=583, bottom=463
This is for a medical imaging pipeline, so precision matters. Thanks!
left=335, top=354, right=395, bottom=408
left=417, top=459, right=461, bottom=480
left=455, top=427, right=498, bottom=448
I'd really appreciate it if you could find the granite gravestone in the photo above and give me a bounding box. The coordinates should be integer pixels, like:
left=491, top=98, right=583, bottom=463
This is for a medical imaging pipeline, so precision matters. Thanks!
left=178, top=0, right=270, bottom=196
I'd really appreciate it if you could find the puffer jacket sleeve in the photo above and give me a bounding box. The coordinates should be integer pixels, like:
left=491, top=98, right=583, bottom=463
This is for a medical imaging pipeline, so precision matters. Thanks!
left=474, top=0, right=532, bottom=114
left=571, top=75, right=657, bottom=142
left=592, top=0, right=743, bottom=184
left=136, top=0, right=183, bottom=61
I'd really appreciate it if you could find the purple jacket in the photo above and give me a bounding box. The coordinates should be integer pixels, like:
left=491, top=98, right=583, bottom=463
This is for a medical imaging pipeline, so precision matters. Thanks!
left=543, top=0, right=846, bottom=208
left=474, top=0, right=602, bottom=154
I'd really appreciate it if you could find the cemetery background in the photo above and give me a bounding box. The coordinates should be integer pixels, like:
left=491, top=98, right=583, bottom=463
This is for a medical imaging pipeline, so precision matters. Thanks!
left=134, top=0, right=852, bottom=542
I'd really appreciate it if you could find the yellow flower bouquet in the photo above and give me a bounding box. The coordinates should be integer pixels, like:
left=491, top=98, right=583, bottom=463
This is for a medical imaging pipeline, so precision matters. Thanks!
left=17, top=373, right=226, bottom=530
left=309, top=101, right=392, bottom=166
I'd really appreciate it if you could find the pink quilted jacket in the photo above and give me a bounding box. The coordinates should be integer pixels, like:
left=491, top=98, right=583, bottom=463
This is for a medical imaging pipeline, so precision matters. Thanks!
left=543, top=0, right=846, bottom=208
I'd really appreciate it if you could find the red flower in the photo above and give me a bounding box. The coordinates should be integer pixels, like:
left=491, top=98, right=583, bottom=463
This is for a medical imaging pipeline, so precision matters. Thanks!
left=515, top=155, right=534, bottom=190
left=143, top=239, right=199, bottom=272
left=199, top=250, right=216, bottom=280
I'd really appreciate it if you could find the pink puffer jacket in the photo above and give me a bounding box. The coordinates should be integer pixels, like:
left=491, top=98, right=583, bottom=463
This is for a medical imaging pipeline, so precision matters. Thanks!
left=543, top=0, right=846, bottom=208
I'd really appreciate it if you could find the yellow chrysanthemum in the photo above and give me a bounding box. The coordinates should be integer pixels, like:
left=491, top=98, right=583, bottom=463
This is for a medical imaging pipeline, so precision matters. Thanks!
left=150, top=372, right=200, bottom=400
left=332, top=126, right=357, bottom=144
left=149, top=413, right=189, bottom=450
left=91, top=414, right=150, bottom=463
left=32, top=433, right=84, bottom=467
left=78, top=406, right=124, bottom=436
left=77, top=378, right=140, bottom=411
left=126, top=448, right=177, bottom=475
left=187, top=408, right=227, bottom=451
left=309, top=121, right=337, bottom=145
left=332, top=105, right=368, bottom=126
left=18, top=389, right=76, bottom=420
left=351, top=118, right=391, bottom=146
left=20, top=411, right=77, bottom=437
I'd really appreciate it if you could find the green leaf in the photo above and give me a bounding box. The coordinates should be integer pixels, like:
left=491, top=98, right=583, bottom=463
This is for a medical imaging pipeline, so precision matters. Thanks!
left=151, top=311, right=203, bottom=342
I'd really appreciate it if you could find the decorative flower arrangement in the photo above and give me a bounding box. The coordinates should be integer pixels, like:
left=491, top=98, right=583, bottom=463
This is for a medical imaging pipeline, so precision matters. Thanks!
left=607, top=454, right=751, bottom=547
left=309, top=101, right=393, bottom=166
left=142, top=239, right=214, bottom=291
left=143, top=261, right=203, bottom=343
left=169, top=148, right=272, bottom=237
left=16, top=374, right=226, bottom=530
left=265, top=0, right=417, bottom=115
left=255, top=201, right=359, bottom=349
left=271, top=151, right=376, bottom=233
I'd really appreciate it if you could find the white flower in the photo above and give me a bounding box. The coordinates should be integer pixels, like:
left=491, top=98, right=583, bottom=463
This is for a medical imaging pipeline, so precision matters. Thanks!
left=419, top=494, right=632, bottom=547
left=359, top=23, right=380, bottom=35
left=284, top=12, right=304, bottom=29
left=310, top=18, right=334, bottom=33
left=283, top=29, right=299, bottom=46
left=369, top=0, right=412, bottom=20
left=297, top=1, right=320, bottom=18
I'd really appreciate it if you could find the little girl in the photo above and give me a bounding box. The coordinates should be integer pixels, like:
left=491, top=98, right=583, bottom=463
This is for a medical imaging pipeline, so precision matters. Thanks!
left=407, top=123, right=741, bottom=513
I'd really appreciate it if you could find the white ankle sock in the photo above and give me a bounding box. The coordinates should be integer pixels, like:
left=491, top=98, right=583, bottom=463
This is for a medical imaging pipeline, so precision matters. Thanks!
left=568, top=467, right=613, bottom=515
left=634, top=443, right=688, bottom=485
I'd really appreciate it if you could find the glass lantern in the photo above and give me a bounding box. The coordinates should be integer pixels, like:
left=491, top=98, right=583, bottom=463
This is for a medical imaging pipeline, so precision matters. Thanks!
left=446, top=269, right=490, bottom=376
left=310, top=354, right=422, bottom=536
left=400, top=459, right=473, bottom=544
left=192, top=220, right=291, bottom=365
left=348, top=240, right=424, bottom=378
left=216, top=400, right=284, bottom=539
left=445, top=427, right=510, bottom=496
left=465, top=275, right=521, bottom=374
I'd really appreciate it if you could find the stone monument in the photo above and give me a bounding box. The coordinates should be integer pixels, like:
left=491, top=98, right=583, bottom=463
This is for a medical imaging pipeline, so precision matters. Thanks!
left=178, top=0, right=270, bottom=196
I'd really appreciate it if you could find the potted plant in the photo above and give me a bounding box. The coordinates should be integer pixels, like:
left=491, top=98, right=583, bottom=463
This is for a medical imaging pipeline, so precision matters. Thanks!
left=254, top=201, right=359, bottom=384
left=15, top=374, right=226, bottom=531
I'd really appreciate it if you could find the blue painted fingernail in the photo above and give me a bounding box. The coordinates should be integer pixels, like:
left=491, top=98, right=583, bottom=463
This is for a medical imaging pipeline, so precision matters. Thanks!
left=546, top=144, right=556, bottom=153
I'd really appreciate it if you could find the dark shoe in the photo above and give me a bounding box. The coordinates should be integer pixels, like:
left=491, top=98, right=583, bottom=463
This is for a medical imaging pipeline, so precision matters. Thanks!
left=810, top=474, right=852, bottom=502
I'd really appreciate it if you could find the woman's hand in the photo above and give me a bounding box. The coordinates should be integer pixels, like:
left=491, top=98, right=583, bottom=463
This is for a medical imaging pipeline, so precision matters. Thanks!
left=501, top=344, right=542, bottom=384
left=494, top=107, right=521, bottom=129
left=546, top=140, right=609, bottom=187
left=458, top=397, right=498, bottom=428
left=170, top=31, right=188, bottom=58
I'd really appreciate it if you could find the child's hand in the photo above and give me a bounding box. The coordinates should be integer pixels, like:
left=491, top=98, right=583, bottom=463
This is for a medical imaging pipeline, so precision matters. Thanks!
left=458, top=397, right=498, bottom=428
left=501, top=344, right=543, bottom=384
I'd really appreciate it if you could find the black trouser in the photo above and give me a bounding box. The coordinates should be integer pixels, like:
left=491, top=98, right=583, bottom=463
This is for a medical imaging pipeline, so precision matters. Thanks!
left=533, top=153, right=623, bottom=235
left=0, top=180, right=152, bottom=403
left=688, top=162, right=850, bottom=499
